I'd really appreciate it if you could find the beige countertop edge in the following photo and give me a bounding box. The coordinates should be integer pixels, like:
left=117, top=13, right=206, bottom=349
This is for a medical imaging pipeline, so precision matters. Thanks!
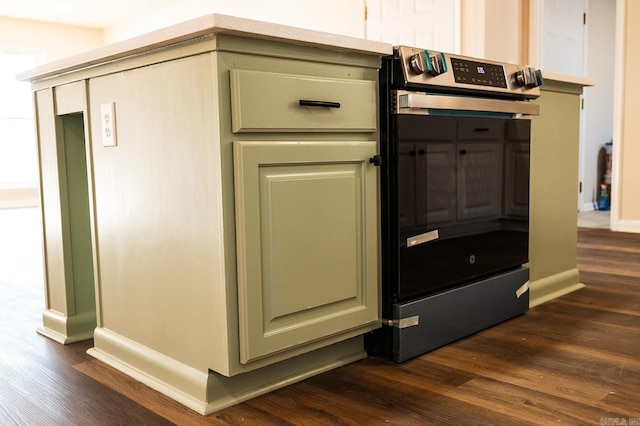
left=18, top=13, right=393, bottom=82
left=541, top=71, right=595, bottom=87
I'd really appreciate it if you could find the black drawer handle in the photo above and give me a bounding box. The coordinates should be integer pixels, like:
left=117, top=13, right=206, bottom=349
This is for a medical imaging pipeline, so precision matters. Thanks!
left=474, top=127, right=490, bottom=132
left=299, top=100, right=341, bottom=109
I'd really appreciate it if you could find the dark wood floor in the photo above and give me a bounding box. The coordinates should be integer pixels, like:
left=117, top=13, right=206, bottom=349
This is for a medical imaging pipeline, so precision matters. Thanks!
left=2, top=208, right=639, bottom=425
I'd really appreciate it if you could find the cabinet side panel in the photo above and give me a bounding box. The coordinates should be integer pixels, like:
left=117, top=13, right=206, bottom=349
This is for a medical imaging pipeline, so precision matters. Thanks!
left=529, top=91, right=579, bottom=281
left=88, top=53, right=228, bottom=372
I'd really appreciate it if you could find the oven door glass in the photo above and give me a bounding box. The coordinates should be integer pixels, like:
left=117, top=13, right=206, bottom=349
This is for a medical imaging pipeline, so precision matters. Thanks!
left=393, top=115, right=530, bottom=301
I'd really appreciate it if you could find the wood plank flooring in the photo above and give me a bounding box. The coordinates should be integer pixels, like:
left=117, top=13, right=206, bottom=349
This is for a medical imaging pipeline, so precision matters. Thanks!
left=1, top=208, right=639, bottom=425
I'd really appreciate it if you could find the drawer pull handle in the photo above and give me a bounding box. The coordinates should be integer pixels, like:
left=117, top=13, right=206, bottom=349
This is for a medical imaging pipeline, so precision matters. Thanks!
left=299, top=100, right=341, bottom=109
left=474, top=127, right=490, bottom=132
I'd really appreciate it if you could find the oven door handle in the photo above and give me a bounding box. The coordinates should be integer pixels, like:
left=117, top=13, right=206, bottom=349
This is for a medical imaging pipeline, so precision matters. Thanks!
left=395, top=92, right=540, bottom=116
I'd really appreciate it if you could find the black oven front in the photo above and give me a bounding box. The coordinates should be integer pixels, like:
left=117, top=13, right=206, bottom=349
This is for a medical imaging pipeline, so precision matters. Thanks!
left=367, top=47, right=543, bottom=362
left=392, top=113, right=531, bottom=302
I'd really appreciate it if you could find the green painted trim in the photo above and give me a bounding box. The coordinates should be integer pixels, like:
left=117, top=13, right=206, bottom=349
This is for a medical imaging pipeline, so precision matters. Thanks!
left=529, top=268, right=585, bottom=308
left=59, top=114, right=96, bottom=316
left=38, top=309, right=96, bottom=344
left=89, top=327, right=366, bottom=415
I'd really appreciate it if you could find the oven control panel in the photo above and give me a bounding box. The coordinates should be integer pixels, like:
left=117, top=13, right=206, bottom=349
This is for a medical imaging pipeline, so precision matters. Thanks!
left=450, top=57, right=507, bottom=88
left=396, top=46, right=542, bottom=99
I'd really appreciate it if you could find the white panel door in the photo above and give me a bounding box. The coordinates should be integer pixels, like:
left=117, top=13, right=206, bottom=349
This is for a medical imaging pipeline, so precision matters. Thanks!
left=365, top=0, right=459, bottom=52
left=539, top=0, right=587, bottom=210
left=540, top=0, right=586, bottom=76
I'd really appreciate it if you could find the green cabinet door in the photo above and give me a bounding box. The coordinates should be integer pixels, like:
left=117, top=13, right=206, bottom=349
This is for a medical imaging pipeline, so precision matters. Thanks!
left=233, top=140, right=380, bottom=364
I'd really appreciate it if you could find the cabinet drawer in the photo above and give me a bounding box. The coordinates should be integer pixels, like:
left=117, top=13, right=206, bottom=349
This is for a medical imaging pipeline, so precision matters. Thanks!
left=230, top=69, right=377, bottom=133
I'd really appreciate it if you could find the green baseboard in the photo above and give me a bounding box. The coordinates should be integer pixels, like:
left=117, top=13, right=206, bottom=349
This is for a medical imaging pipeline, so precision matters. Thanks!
left=37, top=309, right=96, bottom=344
left=529, top=268, right=585, bottom=308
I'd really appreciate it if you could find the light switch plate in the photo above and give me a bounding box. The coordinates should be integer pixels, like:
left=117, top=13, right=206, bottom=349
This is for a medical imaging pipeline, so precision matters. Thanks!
left=100, top=102, right=117, bottom=147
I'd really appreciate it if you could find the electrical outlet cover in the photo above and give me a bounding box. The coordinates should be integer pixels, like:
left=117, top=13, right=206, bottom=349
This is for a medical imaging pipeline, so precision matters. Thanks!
left=100, top=102, right=117, bottom=147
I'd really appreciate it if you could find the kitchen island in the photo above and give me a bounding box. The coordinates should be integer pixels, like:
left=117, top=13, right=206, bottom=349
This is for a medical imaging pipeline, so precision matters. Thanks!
left=20, top=14, right=390, bottom=414
left=20, top=13, right=593, bottom=414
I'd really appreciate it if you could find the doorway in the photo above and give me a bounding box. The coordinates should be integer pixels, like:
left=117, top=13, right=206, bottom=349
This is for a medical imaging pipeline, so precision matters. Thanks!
left=537, top=0, right=616, bottom=228
left=364, top=0, right=460, bottom=52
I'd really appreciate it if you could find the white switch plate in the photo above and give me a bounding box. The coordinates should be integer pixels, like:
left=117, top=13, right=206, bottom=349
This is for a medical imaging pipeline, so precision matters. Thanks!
left=100, top=102, right=117, bottom=147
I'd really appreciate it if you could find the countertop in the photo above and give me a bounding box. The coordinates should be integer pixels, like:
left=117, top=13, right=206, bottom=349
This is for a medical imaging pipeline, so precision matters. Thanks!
left=18, top=12, right=595, bottom=91
left=540, top=70, right=596, bottom=89
left=18, top=13, right=393, bottom=82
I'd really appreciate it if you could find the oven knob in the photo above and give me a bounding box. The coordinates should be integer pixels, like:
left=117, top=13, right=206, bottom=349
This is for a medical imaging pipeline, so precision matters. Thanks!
left=514, top=67, right=544, bottom=88
left=534, top=69, right=544, bottom=87
left=514, top=69, right=526, bottom=87
left=409, top=51, right=448, bottom=76
left=429, top=53, right=448, bottom=76
left=409, top=51, right=429, bottom=74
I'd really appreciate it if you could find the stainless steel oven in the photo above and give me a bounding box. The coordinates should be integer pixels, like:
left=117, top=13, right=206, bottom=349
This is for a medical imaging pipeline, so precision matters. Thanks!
left=366, top=47, right=543, bottom=362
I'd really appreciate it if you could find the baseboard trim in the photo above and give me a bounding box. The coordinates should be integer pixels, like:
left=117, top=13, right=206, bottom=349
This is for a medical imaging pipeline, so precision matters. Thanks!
left=89, top=328, right=210, bottom=413
left=203, top=338, right=366, bottom=415
left=37, top=309, right=96, bottom=344
left=529, top=268, right=585, bottom=308
left=614, top=219, right=640, bottom=234
left=0, top=187, right=39, bottom=209
left=88, top=327, right=367, bottom=415
left=580, top=203, right=596, bottom=212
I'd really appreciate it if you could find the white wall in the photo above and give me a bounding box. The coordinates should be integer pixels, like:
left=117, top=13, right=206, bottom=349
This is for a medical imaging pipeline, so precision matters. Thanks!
left=612, top=0, right=640, bottom=232
left=484, top=0, right=525, bottom=64
left=0, top=17, right=103, bottom=63
left=461, top=0, right=525, bottom=64
left=0, top=17, right=103, bottom=207
left=105, top=0, right=365, bottom=43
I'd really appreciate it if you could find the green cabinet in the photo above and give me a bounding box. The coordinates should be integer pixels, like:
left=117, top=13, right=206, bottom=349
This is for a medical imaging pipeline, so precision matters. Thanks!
left=228, top=55, right=381, bottom=365
left=25, top=20, right=387, bottom=413
left=84, top=44, right=382, bottom=375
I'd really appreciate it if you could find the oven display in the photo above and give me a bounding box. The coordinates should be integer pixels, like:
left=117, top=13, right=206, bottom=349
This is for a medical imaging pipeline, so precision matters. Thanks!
left=451, top=58, right=507, bottom=88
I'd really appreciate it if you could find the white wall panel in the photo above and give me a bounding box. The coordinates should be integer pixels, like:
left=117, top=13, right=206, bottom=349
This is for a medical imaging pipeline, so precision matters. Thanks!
left=105, top=0, right=366, bottom=43
left=366, top=0, right=459, bottom=52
